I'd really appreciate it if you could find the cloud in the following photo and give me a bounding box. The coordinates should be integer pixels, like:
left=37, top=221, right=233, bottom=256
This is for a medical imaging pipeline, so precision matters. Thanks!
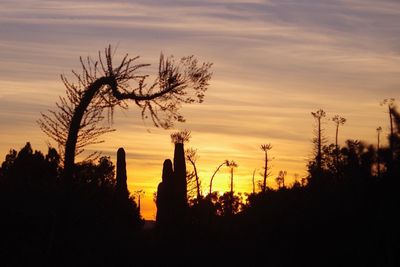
left=1, top=0, right=400, bottom=219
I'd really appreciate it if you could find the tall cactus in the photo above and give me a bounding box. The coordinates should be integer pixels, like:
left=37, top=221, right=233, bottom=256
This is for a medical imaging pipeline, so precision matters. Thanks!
left=156, top=131, right=191, bottom=228
left=116, top=147, right=128, bottom=196
left=171, top=130, right=191, bottom=215
left=173, top=142, right=187, bottom=209
left=156, top=159, right=173, bottom=225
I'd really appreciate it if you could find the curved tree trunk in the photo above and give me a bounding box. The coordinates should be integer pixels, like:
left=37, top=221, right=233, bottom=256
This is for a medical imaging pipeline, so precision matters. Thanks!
left=189, top=158, right=201, bottom=200
left=209, top=162, right=225, bottom=195
left=63, top=77, right=114, bottom=181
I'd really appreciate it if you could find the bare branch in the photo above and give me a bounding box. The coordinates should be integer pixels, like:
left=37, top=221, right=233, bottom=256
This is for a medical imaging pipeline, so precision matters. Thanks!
left=38, top=45, right=212, bottom=172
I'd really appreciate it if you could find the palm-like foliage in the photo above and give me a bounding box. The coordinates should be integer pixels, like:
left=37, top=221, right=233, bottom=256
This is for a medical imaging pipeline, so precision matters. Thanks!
left=260, top=143, right=272, bottom=193
left=225, top=160, right=238, bottom=194
left=311, top=109, right=327, bottom=172
left=171, top=129, right=192, bottom=144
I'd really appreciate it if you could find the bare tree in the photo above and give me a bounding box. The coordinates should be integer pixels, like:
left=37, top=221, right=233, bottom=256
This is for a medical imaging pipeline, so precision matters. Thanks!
left=260, top=144, right=272, bottom=193
left=376, top=126, right=382, bottom=178
left=381, top=98, right=396, bottom=156
left=209, top=161, right=227, bottom=195
left=311, top=109, right=327, bottom=172
left=226, top=160, right=238, bottom=194
left=332, top=115, right=346, bottom=171
left=301, top=177, right=307, bottom=187
left=332, top=115, right=346, bottom=150
left=185, top=147, right=201, bottom=200
left=252, top=168, right=257, bottom=194
left=275, top=170, right=287, bottom=189
left=133, top=190, right=145, bottom=216
left=293, top=173, right=300, bottom=187
left=38, top=46, right=212, bottom=180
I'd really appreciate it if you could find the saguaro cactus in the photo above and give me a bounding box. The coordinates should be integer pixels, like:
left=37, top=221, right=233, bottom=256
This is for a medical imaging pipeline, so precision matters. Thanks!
left=174, top=143, right=187, bottom=207
left=116, top=147, right=128, bottom=196
left=156, top=159, right=174, bottom=226
left=156, top=131, right=191, bottom=228
left=171, top=130, right=191, bottom=212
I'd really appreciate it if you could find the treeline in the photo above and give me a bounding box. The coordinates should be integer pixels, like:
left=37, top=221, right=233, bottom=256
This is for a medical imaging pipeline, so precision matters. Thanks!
left=153, top=106, right=400, bottom=265
left=0, top=107, right=399, bottom=265
left=0, top=143, right=142, bottom=265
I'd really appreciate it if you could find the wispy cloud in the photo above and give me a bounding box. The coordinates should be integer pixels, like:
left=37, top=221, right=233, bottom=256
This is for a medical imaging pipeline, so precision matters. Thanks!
left=1, top=0, right=399, bottom=218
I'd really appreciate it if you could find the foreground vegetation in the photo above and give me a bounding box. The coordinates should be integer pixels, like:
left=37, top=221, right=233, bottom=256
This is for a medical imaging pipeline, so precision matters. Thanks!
left=1, top=109, right=399, bottom=266
left=0, top=47, right=398, bottom=265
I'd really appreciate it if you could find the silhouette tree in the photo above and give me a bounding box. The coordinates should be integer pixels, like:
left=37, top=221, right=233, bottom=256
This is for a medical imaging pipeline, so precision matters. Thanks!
left=275, top=170, right=287, bottom=189
left=376, top=126, right=382, bottom=178
left=260, top=144, right=272, bottom=193
left=380, top=98, right=397, bottom=174
left=292, top=173, right=301, bottom=187
left=0, top=149, right=17, bottom=180
left=0, top=142, right=60, bottom=184
left=38, top=46, right=212, bottom=181
left=380, top=98, right=396, bottom=153
left=74, top=156, right=115, bottom=186
left=332, top=115, right=346, bottom=171
left=133, top=190, right=145, bottom=218
left=226, top=160, right=238, bottom=194
left=332, top=115, right=346, bottom=148
left=301, top=177, right=307, bottom=186
left=311, top=109, right=327, bottom=173
left=217, top=191, right=243, bottom=216
left=186, top=148, right=202, bottom=200
left=0, top=144, right=143, bottom=265
left=252, top=168, right=257, bottom=194
left=389, top=107, right=400, bottom=176
left=339, top=139, right=375, bottom=180
left=209, top=161, right=227, bottom=195
left=186, top=170, right=199, bottom=202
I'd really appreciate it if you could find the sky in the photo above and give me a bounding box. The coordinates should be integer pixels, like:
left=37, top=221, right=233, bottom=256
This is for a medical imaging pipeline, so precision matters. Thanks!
left=1, top=0, right=400, bottom=219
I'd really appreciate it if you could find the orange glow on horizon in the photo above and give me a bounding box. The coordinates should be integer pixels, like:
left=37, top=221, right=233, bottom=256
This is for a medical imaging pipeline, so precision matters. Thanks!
left=0, top=0, right=398, bottom=220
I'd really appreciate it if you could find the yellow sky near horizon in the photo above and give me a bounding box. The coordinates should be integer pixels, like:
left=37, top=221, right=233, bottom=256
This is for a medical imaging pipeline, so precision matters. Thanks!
left=1, top=0, right=399, bottom=219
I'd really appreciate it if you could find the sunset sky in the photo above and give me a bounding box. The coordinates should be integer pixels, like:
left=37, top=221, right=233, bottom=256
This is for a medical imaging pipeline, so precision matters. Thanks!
left=1, top=0, right=400, bottom=219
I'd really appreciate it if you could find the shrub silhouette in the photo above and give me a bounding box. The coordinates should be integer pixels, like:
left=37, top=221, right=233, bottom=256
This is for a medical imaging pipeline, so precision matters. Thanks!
left=0, top=143, right=142, bottom=265
left=0, top=142, right=60, bottom=185
left=2, top=108, right=400, bottom=265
